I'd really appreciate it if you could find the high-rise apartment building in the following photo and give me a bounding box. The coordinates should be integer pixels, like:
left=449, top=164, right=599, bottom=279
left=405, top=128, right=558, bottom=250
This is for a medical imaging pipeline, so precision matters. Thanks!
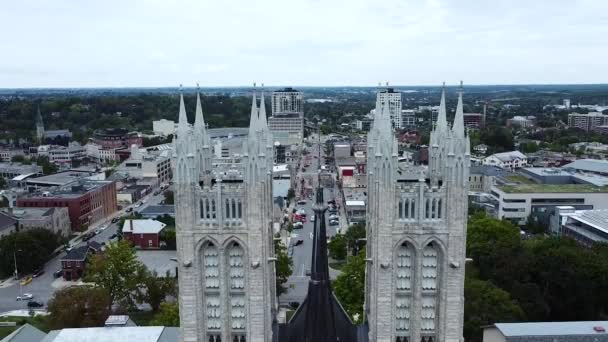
left=268, top=87, right=304, bottom=145
left=568, top=112, right=608, bottom=133
left=377, top=87, right=403, bottom=129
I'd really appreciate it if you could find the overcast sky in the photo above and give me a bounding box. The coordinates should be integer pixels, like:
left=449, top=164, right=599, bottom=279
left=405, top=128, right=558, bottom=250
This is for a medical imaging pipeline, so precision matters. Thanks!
left=1, top=0, right=607, bottom=88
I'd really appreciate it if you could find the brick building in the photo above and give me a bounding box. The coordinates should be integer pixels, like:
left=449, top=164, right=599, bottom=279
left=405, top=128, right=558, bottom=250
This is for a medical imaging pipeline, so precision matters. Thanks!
left=92, top=128, right=143, bottom=149
left=122, top=219, right=167, bottom=249
left=17, top=180, right=117, bottom=232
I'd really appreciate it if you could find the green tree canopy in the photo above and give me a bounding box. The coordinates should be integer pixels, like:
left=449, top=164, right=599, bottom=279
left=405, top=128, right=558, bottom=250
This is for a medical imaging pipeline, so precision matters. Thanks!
left=85, top=240, right=145, bottom=309
left=274, top=240, right=293, bottom=296
left=332, top=251, right=366, bottom=324
left=0, top=228, right=64, bottom=278
left=344, top=222, right=366, bottom=255
left=151, top=302, right=180, bottom=326
left=47, top=286, right=110, bottom=329
left=136, top=269, right=176, bottom=312
left=328, top=234, right=347, bottom=260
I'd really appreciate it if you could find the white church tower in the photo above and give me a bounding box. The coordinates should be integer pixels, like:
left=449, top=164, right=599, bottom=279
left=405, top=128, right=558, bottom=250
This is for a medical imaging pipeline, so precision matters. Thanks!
left=365, top=83, right=470, bottom=342
left=174, top=86, right=276, bottom=342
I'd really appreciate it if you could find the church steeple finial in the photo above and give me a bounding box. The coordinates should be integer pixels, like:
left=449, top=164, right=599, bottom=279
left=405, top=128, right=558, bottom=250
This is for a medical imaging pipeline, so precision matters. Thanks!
left=248, top=83, right=259, bottom=135
left=452, top=80, right=465, bottom=138
left=259, top=83, right=268, bottom=132
left=436, top=82, right=448, bottom=132
left=194, top=83, right=206, bottom=132
left=177, top=86, right=189, bottom=134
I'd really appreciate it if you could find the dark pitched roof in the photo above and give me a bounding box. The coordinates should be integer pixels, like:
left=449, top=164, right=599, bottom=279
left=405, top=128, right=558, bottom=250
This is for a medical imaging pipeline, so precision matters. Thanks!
left=61, top=245, right=91, bottom=261
left=278, top=185, right=359, bottom=342
left=0, top=212, right=17, bottom=232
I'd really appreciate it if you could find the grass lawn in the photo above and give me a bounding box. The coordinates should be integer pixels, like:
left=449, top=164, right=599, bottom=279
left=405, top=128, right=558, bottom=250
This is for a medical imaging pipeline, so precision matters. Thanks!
left=505, top=174, right=536, bottom=184
left=286, top=310, right=295, bottom=322
left=0, top=315, right=51, bottom=339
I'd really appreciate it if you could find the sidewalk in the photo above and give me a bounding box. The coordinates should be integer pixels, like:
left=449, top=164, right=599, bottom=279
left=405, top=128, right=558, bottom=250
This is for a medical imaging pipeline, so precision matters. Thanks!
left=0, top=309, right=48, bottom=317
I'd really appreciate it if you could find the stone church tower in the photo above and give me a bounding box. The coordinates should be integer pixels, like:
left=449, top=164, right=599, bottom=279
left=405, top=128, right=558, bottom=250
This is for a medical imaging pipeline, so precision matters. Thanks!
left=174, top=88, right=277, bottom=342
left=365, top=83, right=470, bottom=342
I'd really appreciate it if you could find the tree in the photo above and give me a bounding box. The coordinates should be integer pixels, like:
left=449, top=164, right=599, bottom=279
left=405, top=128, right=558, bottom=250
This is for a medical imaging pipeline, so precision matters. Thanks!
left=0, top=196, right=8, bottom=208
left=151, top=302, right=180, bottom=326
left=344, top=222, right=366, bottom=255
left=328, top=234, right=347, bottom=260
left=333, top=251, right=366, bottom=323
left=159, top=228, right=176, bottom=250
left=136, top=269, right=176, bottom=312
left=0, top=228, right=64, bottom=278
left=47, top=286, right=110, bottom=329
left=86, top=240, right=146, bottom=309
left=274, top=239, right=293, bottom=296
left=286, top=188, right=295, bottom=202
left=464, top=278, right=525, bottom=342
left=0, top=176, right=6, bottom=189
left=31, top=155, right=58, bottom=175
left=163, top=190, right=174, bottom=205
left=11, top=155, right=26, bottom=163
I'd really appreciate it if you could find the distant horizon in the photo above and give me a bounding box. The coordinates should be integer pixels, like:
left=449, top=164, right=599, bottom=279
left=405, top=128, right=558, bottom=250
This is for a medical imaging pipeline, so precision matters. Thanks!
left=2, top=82, right=608, bottom=90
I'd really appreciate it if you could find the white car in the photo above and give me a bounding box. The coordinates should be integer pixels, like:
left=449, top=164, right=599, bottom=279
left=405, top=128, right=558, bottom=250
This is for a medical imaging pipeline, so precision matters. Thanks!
left=16, top=293, right=33, bottom=301
left=311, top=215, right=316, bottom=222
left=329, top=214, right=339, bottom=220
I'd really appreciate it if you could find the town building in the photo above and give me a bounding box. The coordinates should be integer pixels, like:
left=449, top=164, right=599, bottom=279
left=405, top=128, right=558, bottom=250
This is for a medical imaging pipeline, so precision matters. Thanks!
left=376, top=86, right=403, bottom=129
left=268, top=87, right=304, bottom=145
left=114, top=145, right=172, bottom=187
left=469, top=165, right=503, bottom=193
left=562, top=158, right=608, bottom=176
left=506, top=116, right=535, bottom=128
left=0, top=212, right=17, bottom=237
left=333, top=142, right=351, bottom=159
left=568, top=112, right=608, bottom=132
left=17, top=179, right=117, bottom=231
left=122, top=219, right=167, bottom=249
left=116, top=184, right=150, bottom=204
left=473, top=144, right=488, bottom=155
left=0, top=162, right=43, bottom=180
left=463, top=112, right=485, bottom=129
left=401, top=109, right=416, bottom=128
left=0, top=148, right=25, bottom=162
left=26, top=169, right=105, bottom=188
left=85, top=142, right=122, bottom=163
left=483, top=321, right=608, bottom=342
left=3, top=207, right=70, bottom=237
left=355, top=116, right=373, bottom=131
left=139, top=205, right=175, bottom=219
left=47, top=142, right=87, bottom=165
left=60, top=243, right=101, bottom=280
left=490, top=183, right=608, bottom=226
left=483, top=151, right=527, bottom=170
left=35, top=106, right=73, bottom=143
left=365, top=83, right=470, bottom=342
left=550, top=207, right=608, bottom=247
left=153, top=119, right=177, bottom=136
left=569, top=141, right=608, bottom=154
left=92, top=128, right=143, bottom=149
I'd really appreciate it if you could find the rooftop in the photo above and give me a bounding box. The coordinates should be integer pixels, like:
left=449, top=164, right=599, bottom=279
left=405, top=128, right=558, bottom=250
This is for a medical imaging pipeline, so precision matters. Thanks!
left=21, top=180, right=113, bottom=199
left=139, top=205, right=175, bottom=217
left=26, top=170, right=103, bottom=187
left=122, top=219, right=166, bottom=234
left=563, top=159, right=608, bottom=174
left=136, top=250, right=178, bottom=278
left=498, top=183, right=608, bottom=193
left=61, top=245, right=91, bottom=261
left=492, top=321, right=608, bottom=337
left=41, top=326, right=178, bottom=342
left=0, top=212, right=17, bottom=231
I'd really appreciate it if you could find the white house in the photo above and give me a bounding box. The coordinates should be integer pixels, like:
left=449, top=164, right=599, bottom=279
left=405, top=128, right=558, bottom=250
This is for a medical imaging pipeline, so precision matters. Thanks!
left=483, top=151, right=527, bottom=170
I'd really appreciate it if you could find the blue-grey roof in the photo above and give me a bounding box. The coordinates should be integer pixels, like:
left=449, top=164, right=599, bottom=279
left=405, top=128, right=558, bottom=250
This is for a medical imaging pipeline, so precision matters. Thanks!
left=0, top=212, right=17, bottom=233
left=139, top=205, right=175, bottom=217
left=41, top=327, right=179, bottom=342
left=563, top=159, right=608, bottom=174
left=1, top=323, right=46, bottom=342
left=470, top=165, right=506, bottom=177
left=494, top=321, right=608, bottom=336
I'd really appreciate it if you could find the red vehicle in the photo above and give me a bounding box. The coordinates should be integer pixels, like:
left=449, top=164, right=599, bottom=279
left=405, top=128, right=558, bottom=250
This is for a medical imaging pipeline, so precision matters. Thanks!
left=294, top=214, right=307, bottom=223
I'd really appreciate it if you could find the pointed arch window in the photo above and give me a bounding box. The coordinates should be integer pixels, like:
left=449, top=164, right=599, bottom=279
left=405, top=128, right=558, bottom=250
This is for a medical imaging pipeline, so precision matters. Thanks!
left=202, top=241, right=221, bottom=333
left=395, top=242, right=413, bottom=337
left=421, top=242, right=440, bottom=335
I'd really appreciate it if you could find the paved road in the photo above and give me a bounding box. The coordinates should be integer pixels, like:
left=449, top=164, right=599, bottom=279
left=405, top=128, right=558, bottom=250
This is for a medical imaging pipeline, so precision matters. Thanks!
left=278, top=142, right=344, bottom=306
left=0, top=188, right=167, bottom=313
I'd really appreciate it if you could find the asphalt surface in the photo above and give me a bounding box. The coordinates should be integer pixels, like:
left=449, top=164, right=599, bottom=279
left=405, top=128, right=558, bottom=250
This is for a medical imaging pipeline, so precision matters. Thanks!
left=278, top=143, right=345, bottom=306
left=0, top=189, right=167, bottom=313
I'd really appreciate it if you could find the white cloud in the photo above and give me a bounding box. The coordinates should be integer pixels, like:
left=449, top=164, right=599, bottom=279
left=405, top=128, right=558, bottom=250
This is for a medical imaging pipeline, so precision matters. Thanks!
left=0, top=0, right=606, bottom=87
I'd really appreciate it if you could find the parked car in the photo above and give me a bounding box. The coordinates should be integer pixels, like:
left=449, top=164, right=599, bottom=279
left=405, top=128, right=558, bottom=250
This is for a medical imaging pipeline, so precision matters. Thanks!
left=32, top=269, right=44, bottom=278
left=329, top=214, right=339, bottom=220
left=310, top=215, right=315, bottom=222
left=83, top=232, right=95, bottom=241
left=20, top=276, right=32, bottom=286
left=53, top=269, right=63, bottom=278
left=126, top=207, right=133, bottom=213
left=111, top=217, right=119, bottom=224
left=154, top=190, right=161, bottom=195
left=27, top=301, right=44, bottom=308
left=109, top=234, right=118, bottom=240
left=94, top=229, right=102, bottom=235
left=294, top=239, right=304, bottom=246
left=329, top=220, right=339, bottom=226
left=16, top=293, right=33, bottom=301
left=293, top=222, right=304, bottom=229
left=297, top=200, right=307, bottom=205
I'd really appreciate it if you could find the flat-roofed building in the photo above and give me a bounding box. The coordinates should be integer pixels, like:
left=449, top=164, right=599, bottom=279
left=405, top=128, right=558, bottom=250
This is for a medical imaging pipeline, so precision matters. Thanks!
left=483, top=321, right=608, bottom=342
left=17, top=179, right=117, bottom=231
left=464, top=113, right=485, bottom=129
left=568, top=112, right=608, bottom=132
left=3, top=207, right=71, bottom=236
left=551, top=206, right=608, bottom=247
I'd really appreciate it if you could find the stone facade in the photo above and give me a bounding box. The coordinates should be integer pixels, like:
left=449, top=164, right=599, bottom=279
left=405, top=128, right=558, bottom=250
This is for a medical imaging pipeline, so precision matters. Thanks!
left=175, top=89, right=276, bottom=342
left=365, top=84, right=470, bottom=342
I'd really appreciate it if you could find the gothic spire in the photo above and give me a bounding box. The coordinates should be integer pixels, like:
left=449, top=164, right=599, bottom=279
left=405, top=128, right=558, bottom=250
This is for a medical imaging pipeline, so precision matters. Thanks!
left=248, top=84, right=259, bottom=136
left=452, top=81, right=465, bottom=138
left=177, top=87, right=189, bottom=134
left=436, top=82, right=448, bottom=133
left=259, top=84, right=269, bottom=132
left=194, top=85, right=205, bottom=131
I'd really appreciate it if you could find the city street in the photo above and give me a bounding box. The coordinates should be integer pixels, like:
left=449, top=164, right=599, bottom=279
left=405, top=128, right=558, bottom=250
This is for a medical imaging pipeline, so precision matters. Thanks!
left=278, top=141, right=345, bottom=306
left=0, top=188, right=167, bottom=313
